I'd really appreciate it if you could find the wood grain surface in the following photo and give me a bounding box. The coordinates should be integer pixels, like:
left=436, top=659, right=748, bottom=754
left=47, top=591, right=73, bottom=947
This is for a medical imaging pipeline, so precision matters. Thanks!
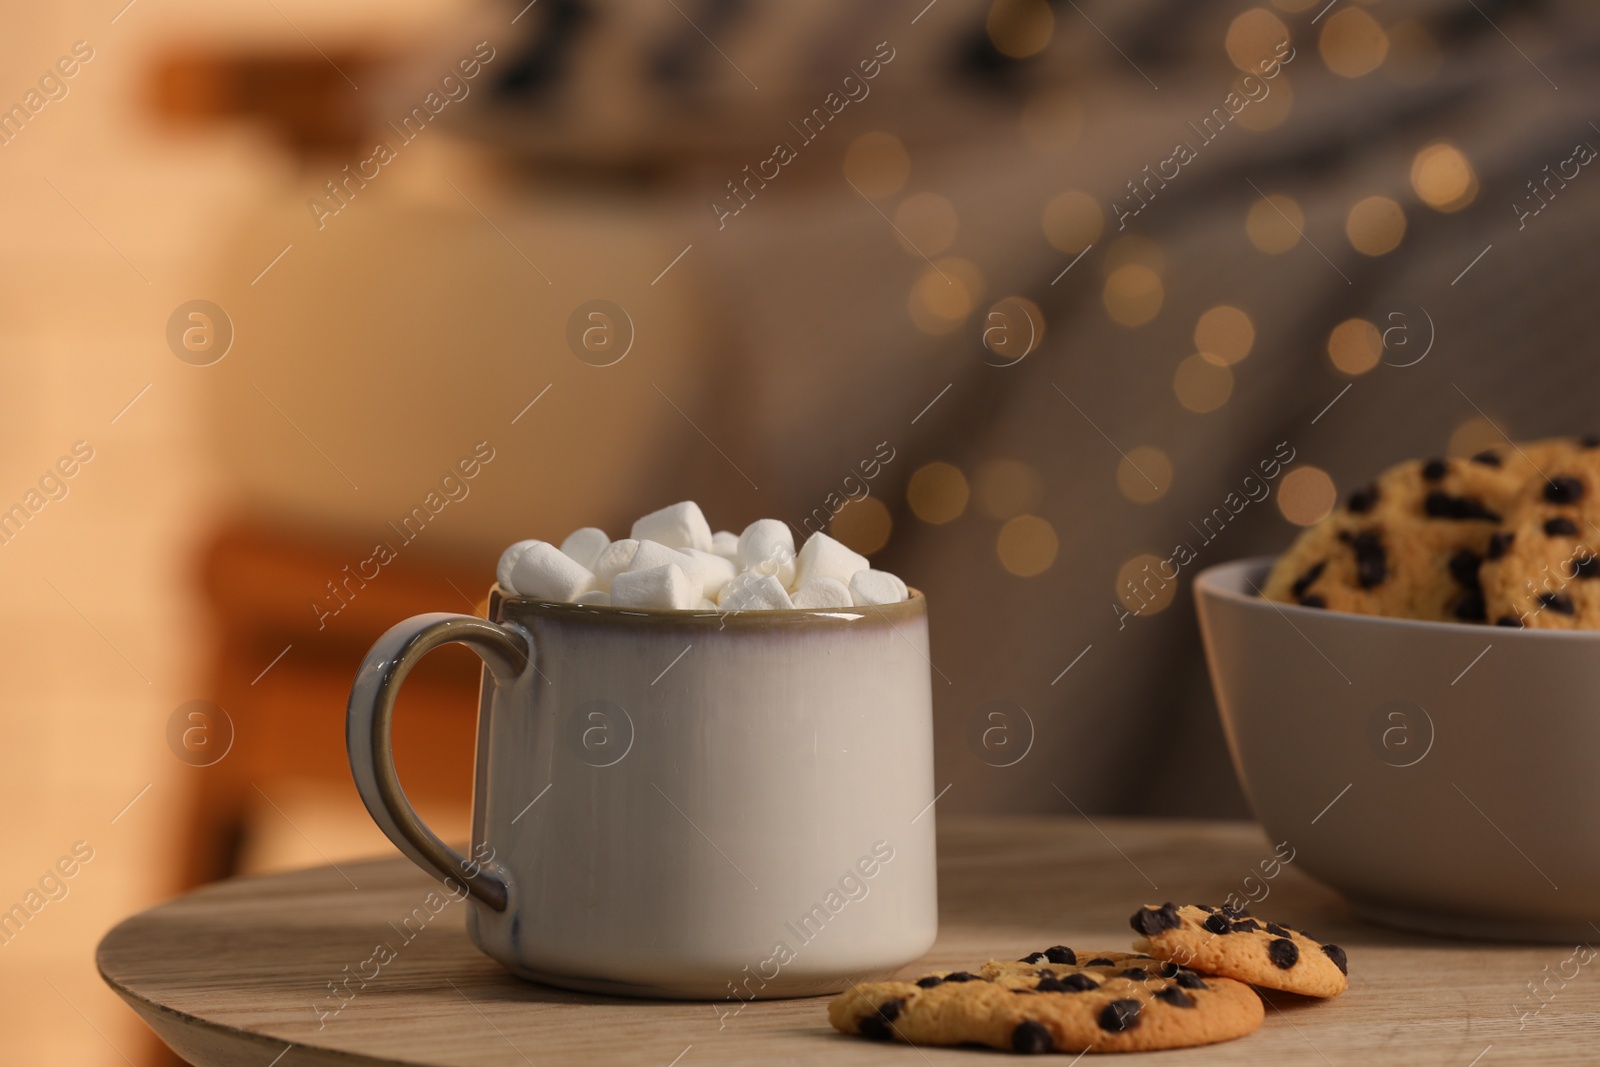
left=97, top=818, right=1597, bottom=1065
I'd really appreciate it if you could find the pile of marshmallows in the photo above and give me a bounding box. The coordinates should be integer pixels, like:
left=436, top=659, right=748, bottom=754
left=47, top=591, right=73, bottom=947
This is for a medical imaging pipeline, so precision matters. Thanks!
left=496, top=501, right=909, bottom=612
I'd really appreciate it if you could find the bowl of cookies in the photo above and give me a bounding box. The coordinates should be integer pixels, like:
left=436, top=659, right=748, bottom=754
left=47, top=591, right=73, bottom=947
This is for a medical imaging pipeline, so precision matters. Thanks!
left=1196, top=436, right=1600, bottom=941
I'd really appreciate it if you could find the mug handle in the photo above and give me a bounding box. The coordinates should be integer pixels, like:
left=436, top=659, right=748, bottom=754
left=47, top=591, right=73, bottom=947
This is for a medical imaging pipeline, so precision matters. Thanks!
left=346, top=612, right=530, bottom=911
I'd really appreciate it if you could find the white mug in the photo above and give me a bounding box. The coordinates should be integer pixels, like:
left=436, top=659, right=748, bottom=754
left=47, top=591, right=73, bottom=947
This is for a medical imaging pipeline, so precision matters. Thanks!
left=346, top=586, right=939, bottom=999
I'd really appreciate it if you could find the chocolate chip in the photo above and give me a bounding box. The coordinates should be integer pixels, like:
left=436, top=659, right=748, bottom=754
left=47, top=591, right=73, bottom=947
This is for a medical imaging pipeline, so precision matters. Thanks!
left=1471, top=450, right=1503, bottom=467
left=1012, top=1020, right=1054, bottom=1054
left=1220, top=904, right=1251, bottom=919
left=1036, top=974, right=1098, bottom=993
left=1155, top=986, right=1195, bottom=1008
left=1085, top=957, right=1114, bottom=967
left=943, top=971, right=981, bottom=983
left=1495, top=614, right=1524, bottom=627
left=1425, top=492, right=1501, bottom=522
left=1195, top=904, right=1217, bottom=912
left=1321, top=943, right=1349, bottom=975
left=1173, top=972, right=1209, bottom=990
left=1583, top=435, right=1600, bottom=449
left=1575, top=555, right=1600, bottom=579
left=1539, top=592, right=1576, bottom=615
left=1265, top=922, right=1290, bottom=937
left=1291, top=561, right=1327, bottom=599
left=1343, top=531, right=1387, bottom=588
left=1158, top=961, right=1181, bottom=978
left=1422, top=458, right=1449, bottom=481
left=1545, top=477, right=1585, bottom=504
left=1018, top=952, right=1046, bottom=964
left=1231, top=918, right=1262, bottom=933
left=1118, top=968, right=1151, bottom=982
left=1348, top=485, right=1380, bottom=514
left=859, top=999, right=902, bottom=1040
left=1298, top=594, right=1327, bottom=609
left=1487, top=531, right=1514, bottom=559
left=1267, top=938, right=1300, bottom=969
left=1454, top=591, right=1487, bottom=623
left=1448, top=548, right=1483, bottom=589
left=1098, top=999, right=1142, bottom=1033
left=915, top=976, right=943, bottom=988
left=1203, top=913, right=1233, bottom=935
left=1129, top=904, right=1183, bottom=938
left=1044, top=946, right=1077, bottom=965
left=1545, top=517, right=1580, bottom=537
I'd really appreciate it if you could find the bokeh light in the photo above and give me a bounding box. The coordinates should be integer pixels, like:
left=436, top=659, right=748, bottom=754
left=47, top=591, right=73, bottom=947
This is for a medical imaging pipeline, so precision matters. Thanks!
left=1448, top=417, right=1508, bottom=458
left=1246, top=193, right=1303, bottom=253
left=1103, top=265, right=1163, bottom=326
left=1117, top=446, right=1174, bottom=504
left=1410, top=142, right=1478, bottom=212
left=976, top=459, right=1045, bottom=519
left=894, top=192, right=960, bottom=256
left=1226, top=9, right=1292, bottom=73
left=1042, top=190, right=1104, bottom=254
left=844, top=132, right=910, bottom=199
left=909, top=257, right=984, bottom=334
left=830, top=496, right=893, bottom=556
left=997, top=514, right=1059, bottom=576
left=1278, top=465, right=1338, bottom=526
left=1174, top=354, right=1234, bottom=412
left=1116, top=553, right=1178, bottom=615
left=1320, top=7, right=1388, bottom=78
left=1195, top=305, right=1255, bottom=366
left=1327, top=317, right=1382, bottom=375
left=907, top=461, right=970, bottom=524
left=1345, top=195, right=1405, bottom=255
left=988, top=0, right=1055, bottom=58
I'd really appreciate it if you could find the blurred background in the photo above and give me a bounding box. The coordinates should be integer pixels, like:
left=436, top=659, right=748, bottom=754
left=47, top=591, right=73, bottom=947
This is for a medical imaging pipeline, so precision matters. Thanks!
left=3, top=0, right=1597, bottom=1061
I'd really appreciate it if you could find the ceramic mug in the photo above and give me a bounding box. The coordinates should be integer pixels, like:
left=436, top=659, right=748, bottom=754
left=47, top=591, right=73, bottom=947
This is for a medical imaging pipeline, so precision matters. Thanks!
left=347, top=586, right=939, bottom=998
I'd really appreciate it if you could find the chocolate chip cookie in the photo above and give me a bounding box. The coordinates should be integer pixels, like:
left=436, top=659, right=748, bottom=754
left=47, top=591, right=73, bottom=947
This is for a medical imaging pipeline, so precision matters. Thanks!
left=1129, top=903, right=1348, bottom=998
left=828, top=946, right=1265, bottom=1053
left=1263, top=438, right=1595, bottom=624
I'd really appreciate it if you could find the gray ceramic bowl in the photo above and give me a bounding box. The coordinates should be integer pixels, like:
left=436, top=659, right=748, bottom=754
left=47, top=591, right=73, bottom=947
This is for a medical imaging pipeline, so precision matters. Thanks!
left=1196, top=556, right=1600, bottom=942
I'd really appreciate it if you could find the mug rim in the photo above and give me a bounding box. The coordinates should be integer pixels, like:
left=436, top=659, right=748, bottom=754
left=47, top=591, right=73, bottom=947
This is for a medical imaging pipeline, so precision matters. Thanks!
left=1195, top=555, right=1600, bottom=642
left=488, top=585, right=926, bottom=628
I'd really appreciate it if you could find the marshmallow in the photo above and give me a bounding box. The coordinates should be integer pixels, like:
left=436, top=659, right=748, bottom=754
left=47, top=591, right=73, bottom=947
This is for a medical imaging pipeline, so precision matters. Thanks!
left=560, top=527, right=610, bottom=571
left=631, top=501, right=713, bottom=553
left=794, top=532, right=870, bottom=589
left=611, top=563, right=698, bottom=610
left=682, top=548, right=737, bottom=599
left=498, top=502, right=908, bottom=612
left=509, top=542, right=596, bottom=600
left=738, top=519, right=797, bottom=589
left=496, top=539, right=541, bottom=592
left=628, top=539, right=697, bottom=574
left=711, top=530, right=740, bottom=562
left=718, top=573, right=794, bottom=611
left=792, top=576, right=854, bottom=610
left=849, top=569, right=908, bottom=606
left=592, top=538, right=640, bottom=588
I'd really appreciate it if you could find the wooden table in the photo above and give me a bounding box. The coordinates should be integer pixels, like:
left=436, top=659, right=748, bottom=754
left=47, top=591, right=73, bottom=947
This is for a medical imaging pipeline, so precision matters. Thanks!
left=98, top=819, right=1595, bottom=1064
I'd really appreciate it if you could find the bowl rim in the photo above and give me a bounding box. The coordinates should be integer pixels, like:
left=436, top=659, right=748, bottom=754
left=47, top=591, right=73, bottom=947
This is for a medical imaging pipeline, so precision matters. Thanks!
left=1194, top=556, right=1600, bottom=641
